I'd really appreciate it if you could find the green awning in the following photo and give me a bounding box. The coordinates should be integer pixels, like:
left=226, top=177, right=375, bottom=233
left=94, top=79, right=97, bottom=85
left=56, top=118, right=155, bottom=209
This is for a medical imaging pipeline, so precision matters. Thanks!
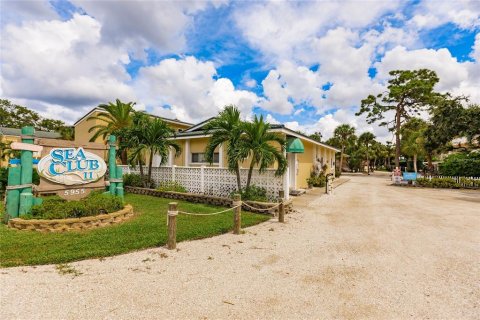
left=286, top=137, right=304, bottom=153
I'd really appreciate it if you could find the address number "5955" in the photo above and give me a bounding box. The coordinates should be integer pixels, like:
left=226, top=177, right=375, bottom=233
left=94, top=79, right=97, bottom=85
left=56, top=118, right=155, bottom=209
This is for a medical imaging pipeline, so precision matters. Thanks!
left=64, top=189, right=85, bottom=196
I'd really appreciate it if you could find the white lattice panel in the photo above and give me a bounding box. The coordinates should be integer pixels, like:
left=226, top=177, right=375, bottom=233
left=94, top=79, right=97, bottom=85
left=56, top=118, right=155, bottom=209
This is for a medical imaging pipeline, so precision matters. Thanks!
left=174, top=167, right=202, bottom=194
left=204, top=168, right=239, bottom=197
left=122, top=165, right=284, bottom=199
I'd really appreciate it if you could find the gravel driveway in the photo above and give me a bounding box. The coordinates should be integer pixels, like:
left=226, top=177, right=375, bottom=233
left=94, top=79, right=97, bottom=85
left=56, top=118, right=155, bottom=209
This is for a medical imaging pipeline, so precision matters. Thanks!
left=1, top=173, right=479, bottom=319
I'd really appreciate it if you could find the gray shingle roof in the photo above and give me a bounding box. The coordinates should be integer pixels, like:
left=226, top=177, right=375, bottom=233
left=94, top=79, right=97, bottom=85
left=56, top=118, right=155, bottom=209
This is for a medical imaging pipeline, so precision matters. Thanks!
left=0, top=127, right=62, bottom=139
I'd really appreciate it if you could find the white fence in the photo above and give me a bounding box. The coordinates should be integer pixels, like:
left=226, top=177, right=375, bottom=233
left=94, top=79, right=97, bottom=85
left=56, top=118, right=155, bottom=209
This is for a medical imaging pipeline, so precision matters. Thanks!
left=423, top=175, right=480, bottom=187
left=119, top=165, right=284, bottom=199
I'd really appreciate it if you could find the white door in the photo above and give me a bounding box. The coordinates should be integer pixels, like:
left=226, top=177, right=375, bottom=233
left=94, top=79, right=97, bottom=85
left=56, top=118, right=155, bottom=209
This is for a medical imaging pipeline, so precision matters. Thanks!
left=288, top=153, right=297, bottom=190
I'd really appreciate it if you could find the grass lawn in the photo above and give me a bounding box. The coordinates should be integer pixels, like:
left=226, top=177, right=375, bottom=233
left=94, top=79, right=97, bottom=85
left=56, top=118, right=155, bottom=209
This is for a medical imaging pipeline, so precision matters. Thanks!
left=0, top=193, right=270, bottom=267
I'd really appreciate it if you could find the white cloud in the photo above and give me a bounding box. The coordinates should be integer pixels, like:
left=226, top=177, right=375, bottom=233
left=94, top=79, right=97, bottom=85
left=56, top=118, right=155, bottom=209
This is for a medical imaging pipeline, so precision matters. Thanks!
left=73, top=0, right=221, bottom=58
left=410, top=0, right=480, bottom=30
left=1, top=0, right=57, bottom=26
left=1, top=14, right=135, bottom=110
left=234, top=1, right=401, bottom=64
left=134, top=56, right=262, bottom=123
left=375, top=46, right=480, bottom=102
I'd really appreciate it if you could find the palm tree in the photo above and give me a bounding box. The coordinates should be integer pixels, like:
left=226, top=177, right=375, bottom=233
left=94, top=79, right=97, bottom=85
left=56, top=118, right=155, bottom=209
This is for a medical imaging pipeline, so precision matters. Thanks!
left=124, top=112, right=151, bottom=180
left=204, top=105, right=245, bottom=191
left=333, top=124, right=356, bottom=175
left=358, top=132, right=376, bottom=175
left=238, top=115, right=287, bottom=190
left=401, top=118, right=427, bottom=173
left=130, top=117, right=181, bottom=185
left=87, top=99, right=135, bottom=164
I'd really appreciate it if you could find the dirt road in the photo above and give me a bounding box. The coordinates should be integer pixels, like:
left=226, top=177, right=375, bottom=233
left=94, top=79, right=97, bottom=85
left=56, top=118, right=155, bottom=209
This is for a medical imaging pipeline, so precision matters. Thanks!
left=1, top=173, right=479, bottom=319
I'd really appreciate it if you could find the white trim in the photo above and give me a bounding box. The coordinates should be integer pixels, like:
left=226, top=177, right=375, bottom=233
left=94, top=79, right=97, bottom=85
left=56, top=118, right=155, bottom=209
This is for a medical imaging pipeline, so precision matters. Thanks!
left=184, top=139, right=190, bottom=166
left=169, top=134, right=211, bottom=140
left=219, top=144, right=224, bottom=168
left=183, top=117, right=215, bottom=132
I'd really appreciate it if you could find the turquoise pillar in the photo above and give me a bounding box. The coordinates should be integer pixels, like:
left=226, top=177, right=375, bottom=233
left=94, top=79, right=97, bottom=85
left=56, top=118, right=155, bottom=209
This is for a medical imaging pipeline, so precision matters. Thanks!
left=108, top=135, right=117, bottom=195
left=5, top=166, right=21, bottom=221
left=19, top=126, right=34, bottom=216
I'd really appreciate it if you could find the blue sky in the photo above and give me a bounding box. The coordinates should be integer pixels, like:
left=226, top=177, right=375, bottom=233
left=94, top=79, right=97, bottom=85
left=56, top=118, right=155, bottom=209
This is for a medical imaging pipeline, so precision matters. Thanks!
left=1, top=0, right=479, bottom=141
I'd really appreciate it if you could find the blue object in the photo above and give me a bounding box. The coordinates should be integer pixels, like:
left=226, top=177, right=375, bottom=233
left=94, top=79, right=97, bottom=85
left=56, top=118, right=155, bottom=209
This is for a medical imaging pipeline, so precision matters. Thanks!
left=9, top=158, right=39, bottom=165
left=403, top=172, right=417, bottom=181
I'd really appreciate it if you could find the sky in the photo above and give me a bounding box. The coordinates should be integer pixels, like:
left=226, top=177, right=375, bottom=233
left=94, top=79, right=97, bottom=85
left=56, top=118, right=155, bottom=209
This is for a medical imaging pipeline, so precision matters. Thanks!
left=1, top=0, right=479, bottom=143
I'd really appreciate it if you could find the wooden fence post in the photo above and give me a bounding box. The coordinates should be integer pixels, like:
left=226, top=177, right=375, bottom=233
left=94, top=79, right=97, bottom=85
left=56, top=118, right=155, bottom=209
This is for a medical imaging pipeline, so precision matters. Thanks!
left=232, top=194, right=242, bottom=234
left=278, top=190, right=285, bottom=223
left=167, top=202, right=178, bottom=249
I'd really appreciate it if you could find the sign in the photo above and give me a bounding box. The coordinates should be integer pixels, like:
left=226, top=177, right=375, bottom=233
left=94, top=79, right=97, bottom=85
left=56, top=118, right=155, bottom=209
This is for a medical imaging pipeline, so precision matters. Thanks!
left=37, top=147, right=107, bottom=186
left=402, top=172, right=417, bottom=181
left=35, top=139, right=109, bottom=200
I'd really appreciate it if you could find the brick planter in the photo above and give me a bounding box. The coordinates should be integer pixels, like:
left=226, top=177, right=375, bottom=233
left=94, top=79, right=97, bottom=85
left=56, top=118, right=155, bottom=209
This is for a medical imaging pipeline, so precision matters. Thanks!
left=125, top=186, right=293, bottom=215
left=8, top=204, right=134, bottom=232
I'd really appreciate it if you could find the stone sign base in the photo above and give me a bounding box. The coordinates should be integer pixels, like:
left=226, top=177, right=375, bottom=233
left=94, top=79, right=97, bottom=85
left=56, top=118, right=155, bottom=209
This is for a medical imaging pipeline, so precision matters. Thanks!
left=8, top=205, right=133, bottom=232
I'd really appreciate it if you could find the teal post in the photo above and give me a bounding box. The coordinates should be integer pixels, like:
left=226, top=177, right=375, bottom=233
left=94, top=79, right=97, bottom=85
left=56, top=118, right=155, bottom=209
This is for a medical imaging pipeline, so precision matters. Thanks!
left=116, top=166, right=124, bottom=199
left=108, top=135, right=117, bottom=195
left=19, top=126, right=34, bottom=216
left=5, top=166, right=21, bottom=221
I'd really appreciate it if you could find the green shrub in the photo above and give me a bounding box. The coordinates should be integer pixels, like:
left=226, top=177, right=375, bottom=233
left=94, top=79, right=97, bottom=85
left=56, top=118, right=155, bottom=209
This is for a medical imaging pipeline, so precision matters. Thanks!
left=335, top=168, right=341, bottom=178
left=439, top=152, right=480, bottom=177
left=416, top=177, right=459, bottom=188
left=307, top=173, right=326, bottom=187
left=29, top=191, right=123, bottom=220
left=156, top=181, right=187, bottom=193
left=123, top=173, right=155, bottom=188
left=459, top=177, right=480, bottom=188
left=231, top=185, right=268, bottom=202
left=0, top=167, right=7, bottom=198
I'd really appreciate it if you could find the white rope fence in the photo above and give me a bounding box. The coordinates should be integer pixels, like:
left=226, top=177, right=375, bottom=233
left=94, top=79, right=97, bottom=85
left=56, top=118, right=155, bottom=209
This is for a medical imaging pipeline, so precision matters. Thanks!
left=178, top=201, right=282, bottom=216
left=165, top=192, right=287, bottom=250
left=241, top=201, right=281, bottom=212
left=178, top=205, right=241, bottom=216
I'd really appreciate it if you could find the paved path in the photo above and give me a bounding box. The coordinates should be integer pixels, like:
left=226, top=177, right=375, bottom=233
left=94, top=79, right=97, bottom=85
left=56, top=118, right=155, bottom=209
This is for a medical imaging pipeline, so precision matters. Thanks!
left=1, top=173, right=479, bottom=319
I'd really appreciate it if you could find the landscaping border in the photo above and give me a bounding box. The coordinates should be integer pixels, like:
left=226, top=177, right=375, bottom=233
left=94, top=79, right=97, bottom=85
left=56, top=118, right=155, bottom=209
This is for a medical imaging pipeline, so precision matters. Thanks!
left=8, top=204, right=134, bottom=232
left=124, top=186, right=293, bottom=215
left=390, top=184, right=479, bottom=190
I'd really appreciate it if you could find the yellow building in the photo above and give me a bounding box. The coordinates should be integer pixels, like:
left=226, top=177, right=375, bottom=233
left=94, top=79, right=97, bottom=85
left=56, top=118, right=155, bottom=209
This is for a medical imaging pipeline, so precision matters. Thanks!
left=169, top=121, right=339, bottom=191
left=0, top=127, right=62, bottom=167
left=73, top=110, right=339, bottom=193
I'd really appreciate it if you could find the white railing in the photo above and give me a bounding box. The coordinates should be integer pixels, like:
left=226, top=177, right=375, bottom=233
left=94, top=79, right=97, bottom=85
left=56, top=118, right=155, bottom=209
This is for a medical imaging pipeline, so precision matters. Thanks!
left=119, top=165, right=284, bottom=199
left=422, top=175, right=480, bottom=187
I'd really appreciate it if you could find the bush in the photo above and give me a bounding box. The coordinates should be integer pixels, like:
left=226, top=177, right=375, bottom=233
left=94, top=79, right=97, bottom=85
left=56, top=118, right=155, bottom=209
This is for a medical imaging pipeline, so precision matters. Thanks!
left=416, top=177, right=459, bottom=188
left=123, top=173, right=155, bottom=188
left=335, top=168, right=341, bottom=178
left=459, top=177, right=480, bottom=188
left=307, top=171, right=326, bottom=187
left=0, top=167, right=7, bottom=198
left=231, top=185, right=268, bottom=202
left=439, top=152, right=480, bottom=177
left=156, top=181, right=187, bottom=193
left=29, top=191, right=123, bottom=220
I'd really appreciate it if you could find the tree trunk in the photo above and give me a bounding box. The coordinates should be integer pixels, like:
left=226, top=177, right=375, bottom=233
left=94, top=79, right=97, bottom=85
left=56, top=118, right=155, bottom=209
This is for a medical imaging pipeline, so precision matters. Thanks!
left=427, top=153, right=433, bottom=172
left=366, top=145, right=370, bottom=175
left=339, top=146, right=344, bottom=176
left=235, top=165, right=242, bottom=192
left=395, top=107, right=401, bottom=169
left=148, top=148, right=154, bottom=185
left=246, top=160, right=255, bottom=190
left=413, top=153, right=418, bottom=173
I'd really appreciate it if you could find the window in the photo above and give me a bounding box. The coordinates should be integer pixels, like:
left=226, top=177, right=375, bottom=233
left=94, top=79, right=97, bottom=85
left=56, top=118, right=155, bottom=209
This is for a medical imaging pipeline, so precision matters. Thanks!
left=191, top=152, right=219, bottom=163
